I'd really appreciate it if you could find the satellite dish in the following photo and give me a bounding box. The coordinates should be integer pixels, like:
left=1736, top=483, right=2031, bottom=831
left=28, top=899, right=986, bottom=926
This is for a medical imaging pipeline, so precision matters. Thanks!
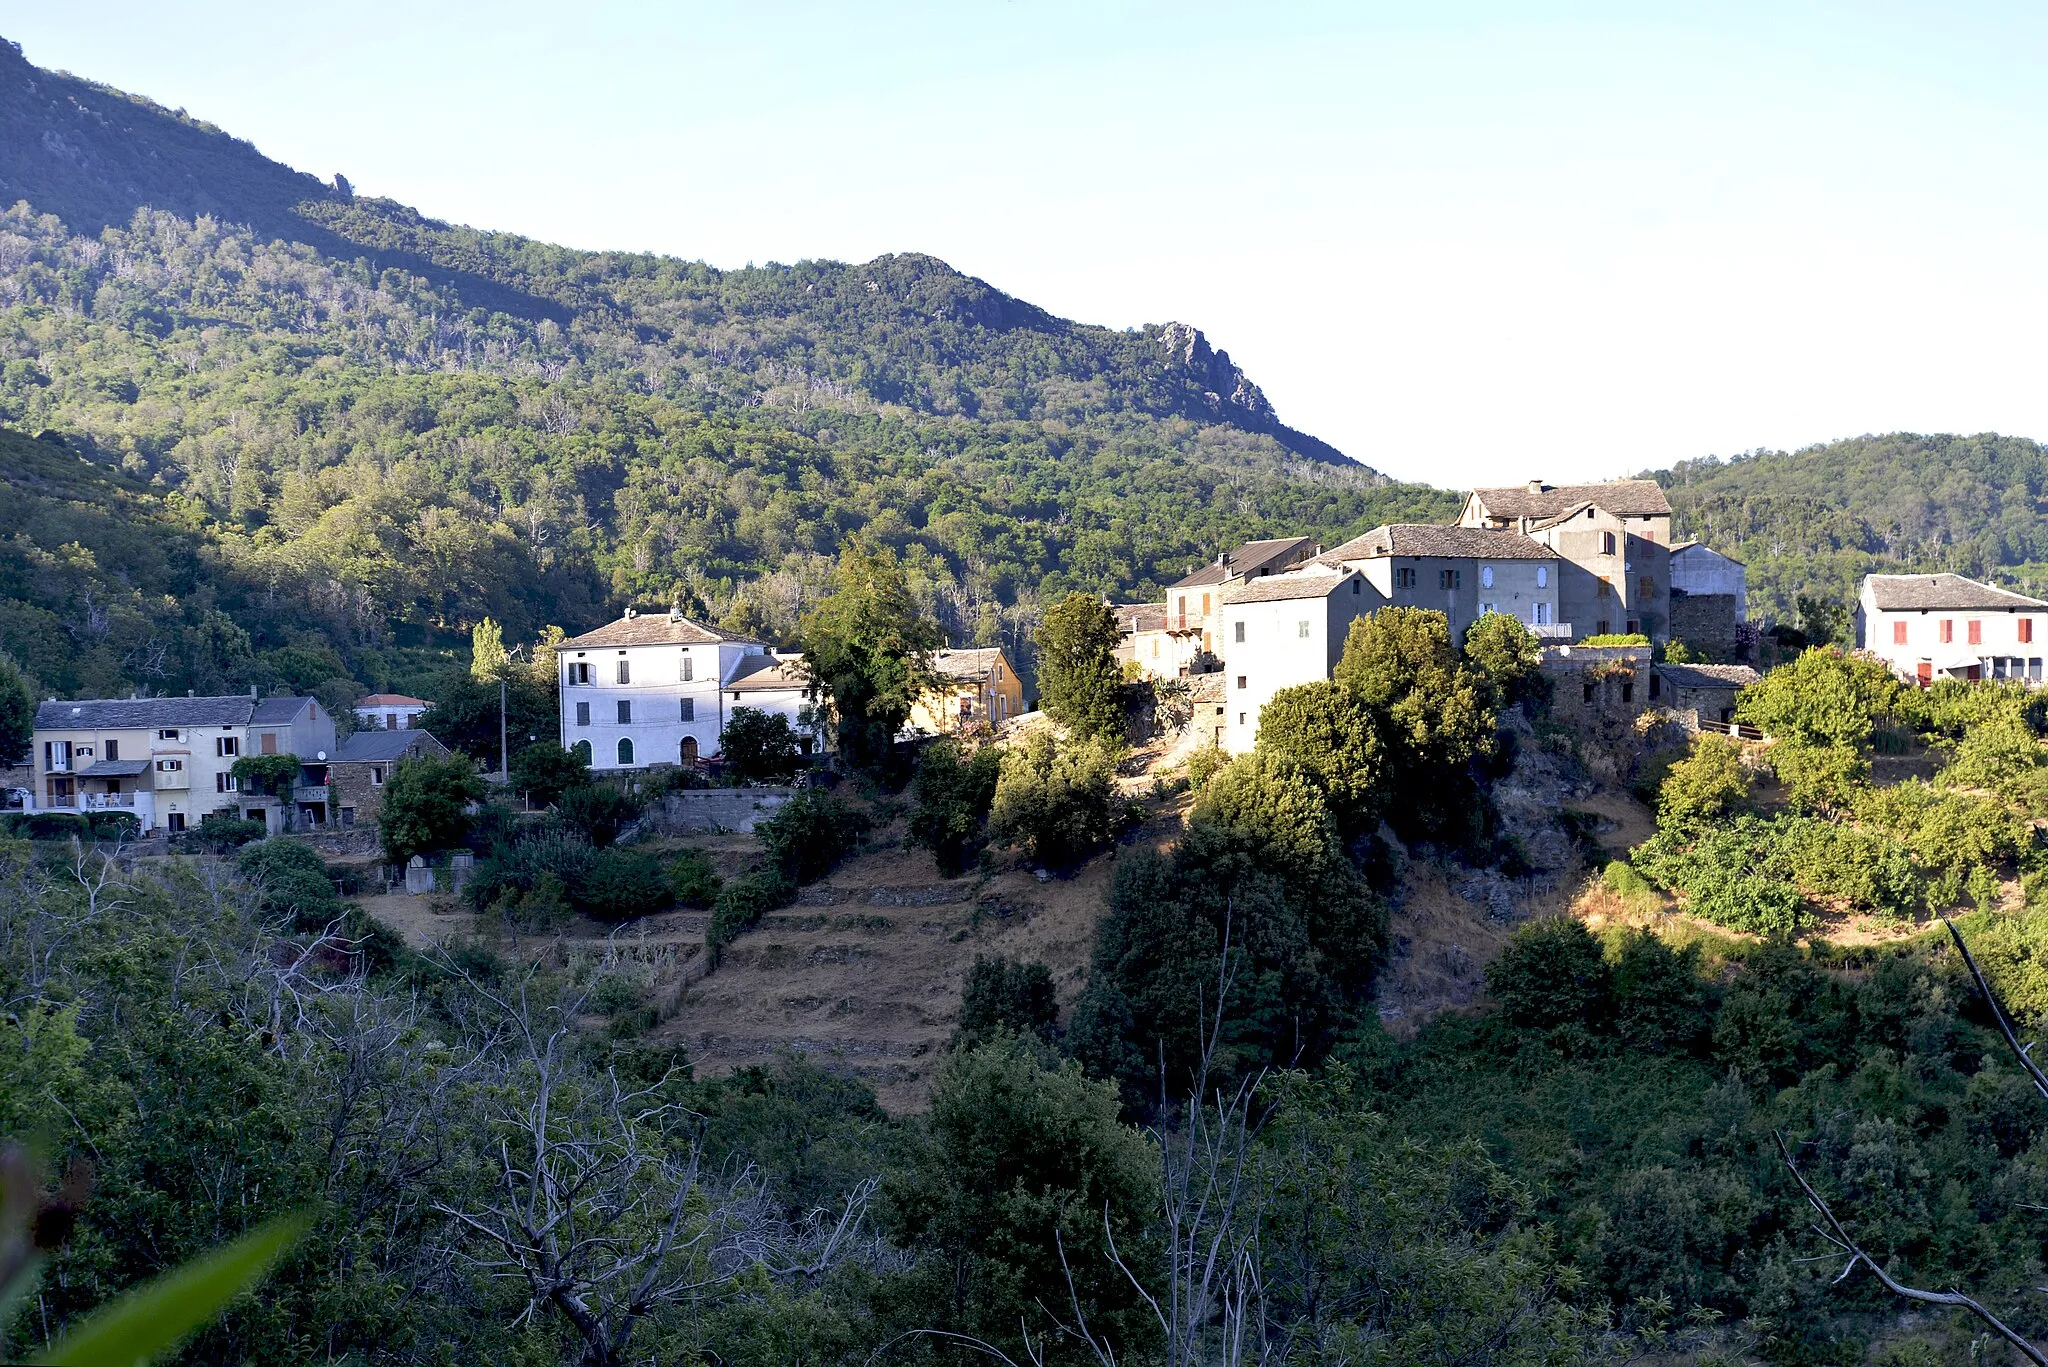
left=316, top=750, right=327, bottom=761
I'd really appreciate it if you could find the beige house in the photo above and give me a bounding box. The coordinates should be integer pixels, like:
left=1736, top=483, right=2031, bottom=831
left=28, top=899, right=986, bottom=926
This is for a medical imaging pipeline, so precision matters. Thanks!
left=1113, top=603, right=1205, bottom=680
left=1459, top=479, right=1674, bottom=641
left=32, top=693, right=337, bottom=834
left=909, top=648, right=1027, bottom=734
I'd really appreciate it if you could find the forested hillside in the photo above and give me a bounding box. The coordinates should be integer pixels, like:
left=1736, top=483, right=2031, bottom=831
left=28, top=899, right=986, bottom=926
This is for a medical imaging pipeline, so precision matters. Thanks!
left=0, top=34, right=1455, bottom=702
left=1656, top=433, right=2048, bottom=628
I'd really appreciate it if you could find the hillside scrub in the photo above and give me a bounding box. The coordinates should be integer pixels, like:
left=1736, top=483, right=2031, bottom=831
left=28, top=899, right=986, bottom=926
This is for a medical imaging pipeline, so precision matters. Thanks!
left=906, top=739, right=1003, bottom=875
left=986, top=731, right=1120, bottom=870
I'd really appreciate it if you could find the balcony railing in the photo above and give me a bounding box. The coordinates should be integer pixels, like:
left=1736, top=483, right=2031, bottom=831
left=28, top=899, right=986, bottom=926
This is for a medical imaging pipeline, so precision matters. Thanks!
left=82, top=792, right=137, bottom=809
left=293, top=785, right=330, bottom=803
left=1530, top=622, right=1574, bottom=640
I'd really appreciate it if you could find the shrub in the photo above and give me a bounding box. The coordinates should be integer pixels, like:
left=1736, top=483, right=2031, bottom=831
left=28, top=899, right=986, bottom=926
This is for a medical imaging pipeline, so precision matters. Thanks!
left=1576, top=633, right=1650, bottom=647
left=908, top=741, right=1004, bottom=875
left=235, top=839, right=343, bottom=927
left=1252, top=681, right=1388, bottom=838
left=1, top=810, right=141, bottom=842
left=758, top=790, right=869, bottom=885
left=1609, top=931, right=1712, bottom=1055
left=1657, top=733, right=1753, bottom=826
left=508, top=743, right=589, bottom=806
left=1186, top=742, right=1229, bottom=792
left=987, top=731, right=1119, bottom=870
left=952, top=955, right=1060, bottom=1051
left=380, top=753, right=486, bottom=862
left=1462, top=613, right=1546, bottom=705
left=707, top=871, right=796, bottom=955
left=467, top=831, right=597, bottom=912
left=1485, top=917, right=1613, bottom=1040
left=721, top=707, right=805, bottom=785
left=179, top=810, right=266, bottom=852
left=580, top=847, right=673, bottom=921
left=229, top=752, right=302, bottom=797
left=668, top=848, right=723, bottom=908
left=557, top=783, right=643, bottom=848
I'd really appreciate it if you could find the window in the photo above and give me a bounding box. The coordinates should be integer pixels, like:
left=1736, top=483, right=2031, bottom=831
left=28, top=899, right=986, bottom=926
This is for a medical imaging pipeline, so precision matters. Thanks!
left=104, top=739, right=119, bottom=762
left=1234, top=621, right=1246, bottom=644
left=1236, top=675, right=1247, bottom=689
left=575, top=701, right=591, bottom=726
left=567, top=662, right=592, bottom=685
left=1297, top=620, right=1310, bottom=638
left=617, top=737, right=635, bottom=766
left=1480, top=565, right=1494, bottom=589
left=1536, top=566, right=1548, bottom=588
left=616, top=659, right=631, bottom=684
left=43, top=740, right=70, bottom=772
left=680, top=697, right=695, bottom=720
left=1583, top=682, right=1595, bottom=702
left=369, top=765, right=385, bottom=787
left=680, top=654, right=694, bottom=681
left=1626, top=619, right=1640, bottom=635
left=1438, top=568, right=1461, bottom=590
left=1480, top=602, right=1497, bottom=617
left=338, top=808, right=354, bottom=829
left=216, top=772, right=238, bottom=793
left=1596, top=619, right=1611, bottom=635
left=1638, top=577, right=1654, bottom=599
left=1621, top=679, right=1634, bottom=703
left=1202, top=593, right=1212, bottom=614
left=1601, top=531, right=1616, bottom=555
left=155, top=759, right=182, bottom=773
left=216, top=736, right=239, bottom=758
left=2025, top=619, right=2037, bottom=644
left=1238, top=712, right=1245, bottom=725
left=166, top=812, right=187, bottom=834
left=1598, top=578, right=1612, bottom=598
left=1396, top=567, right=1416, bottom=589
left=157, top=728, right=180, bottom=741
left=260, top=732, right=277, bottom=755
left=2033, top=658, right=2044, bottom=680
left=617, top=700, right=632, bottom=724
left=1893, top=620, right=1908, bottom=645
left=1968, top=620, right=1983, bottom=645
left=1941, top=619, right=1954, bottom=643
left=1649, top=673, right=1662, bottom=700
left=572, top=740, right=592, bottom=764
left=1350, top=578, right=1360, bottom=594
left=1534, top=602, right=1553, bottom=625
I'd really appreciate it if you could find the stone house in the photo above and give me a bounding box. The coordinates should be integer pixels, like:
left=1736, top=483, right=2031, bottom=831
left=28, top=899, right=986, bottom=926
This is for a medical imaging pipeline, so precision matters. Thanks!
left=1460, top=479, right=1675, bottom=641
left=1650, top=663, right=1761, bottom=731
left=1320, top=523, right=1563, bottom=643
left=330, top=729, right=453, bottom=829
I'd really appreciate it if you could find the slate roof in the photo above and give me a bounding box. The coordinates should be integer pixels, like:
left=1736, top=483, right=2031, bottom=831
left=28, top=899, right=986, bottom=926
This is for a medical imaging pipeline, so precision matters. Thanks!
left=562, top=611, right=764, bottom=649
left=74, top=759, right=150, bottom=778
left=1864, top=574, right=2048, bottom=612
left=1224, top=570, right=1363, bottom=605
left=1654, top=663, right=1761, bottom=690
left=36, top=695, right=264, bottom=730
left=354, top=693, right=427, bottom=708
left=333, top=730, right=451, bottom=763
left=727, top=655, right=811, bottom=693
left=1469, top=479, right=1672, bottom=519
left=1168, top=536, right=1320, bottom=589
left=1324, top=524, right=1558, bottom=561
left=934, top=648, right=1006, bottom=682
left=252, top=696, right=318, bottom=724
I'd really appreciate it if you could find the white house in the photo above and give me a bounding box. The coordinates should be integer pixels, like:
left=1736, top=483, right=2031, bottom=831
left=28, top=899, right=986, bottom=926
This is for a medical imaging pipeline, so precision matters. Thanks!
left=723, top=653, right=824, bottom=752
left=352, top=693, right=429, bottom=731
left=1669, top=543, right=1748, bottom=619
left=558, top=609, right=775, bottom=772
left=1857, top=573, right=2048, bottom=685
left=1322, top=524, right=1564, bottom=643
left=1219, top=567, right=1381, bottom=753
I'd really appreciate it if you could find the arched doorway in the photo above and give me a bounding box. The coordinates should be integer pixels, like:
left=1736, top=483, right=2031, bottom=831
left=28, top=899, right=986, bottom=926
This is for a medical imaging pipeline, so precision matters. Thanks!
left=616, top=737, right=635, bottom=766
left=681, top=736, right=699, bottom=766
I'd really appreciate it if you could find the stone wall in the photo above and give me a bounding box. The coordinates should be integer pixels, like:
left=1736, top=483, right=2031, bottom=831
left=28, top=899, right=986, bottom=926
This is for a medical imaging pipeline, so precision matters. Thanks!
left=1670, top=591, right=1741, bottom=661
left=636, top=786, right=802, bottom=836
left=330, top=764, right=386, bottom=829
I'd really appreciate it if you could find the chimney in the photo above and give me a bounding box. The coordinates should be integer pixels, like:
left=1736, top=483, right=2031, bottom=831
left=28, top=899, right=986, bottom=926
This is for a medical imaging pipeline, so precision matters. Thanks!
left=1527, top=478, right=1548, bottom=493
left=624, top=606, right=637, bottom=620
left=187, top=689, right=194, bottom=697
left=668, top=605, right=681, bottom=623
left=249, top=686, right=257, bottom=698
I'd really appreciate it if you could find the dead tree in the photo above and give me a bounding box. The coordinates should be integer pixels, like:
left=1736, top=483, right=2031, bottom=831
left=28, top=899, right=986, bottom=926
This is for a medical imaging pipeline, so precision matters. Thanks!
left=1775, top=919, right=2048, bottom=1363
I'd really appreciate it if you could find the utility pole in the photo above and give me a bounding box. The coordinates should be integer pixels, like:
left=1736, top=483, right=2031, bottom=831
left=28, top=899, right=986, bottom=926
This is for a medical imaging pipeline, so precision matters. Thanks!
left=498, top=645, right=525, bottom=783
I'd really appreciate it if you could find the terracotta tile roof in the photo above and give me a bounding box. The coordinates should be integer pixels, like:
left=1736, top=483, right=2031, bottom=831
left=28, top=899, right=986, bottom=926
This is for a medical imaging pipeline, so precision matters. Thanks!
left=1324, top=524, right=1558, bottom=561
left=1865, top=574, right=2048, bottom=611
left=1469, top=479, right=1672, bottom=519
left=562, top=611, right=764, bottom=649
left=1224, top=569, right=1365, bottom=605
left=354, top=693, right=427, bottom=707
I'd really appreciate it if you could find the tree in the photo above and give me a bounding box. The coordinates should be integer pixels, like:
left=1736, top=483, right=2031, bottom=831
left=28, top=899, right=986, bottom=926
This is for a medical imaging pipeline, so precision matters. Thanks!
left=1735, top=646, right=1899, bottom=751
left=1035, top=592, right=1126, bottom=743
left=908, top=740, right=1005, bottom=875
left=1484, top=917, right=1613, bottom=1044
left=720, top=708, right=803, bottom=785
left=1656, top=732, right=1753, bottom=825
left=1797, top=593, right=1850, bottom=649
left=0, top=659, right=35, bottom=767
left=797, top=541, right=943, bottom=771
left=418, top=664, right=557, bottom=761
left=1461, top=611, right=1546, bottom=707
left=986, top=731, right=1119, bottom=869
left=470, top=617, right=508, bottom=683
left=951, top=955, right=1059, bottom=1052
left=508, top=742, right=588, bottom=807
left=378, top=754, right=485, bottom=862
left=1252, top=681, right=1388, bottom=838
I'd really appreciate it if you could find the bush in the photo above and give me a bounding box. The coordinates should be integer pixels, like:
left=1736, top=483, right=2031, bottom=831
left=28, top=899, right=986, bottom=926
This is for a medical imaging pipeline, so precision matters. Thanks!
left=380, top=753, right=486, bottom=862
left=721, top=707, right=805, bottom=785
left=707, top=871, right=796, bottom=955
left=508, top=743, right=589, bottom=806
left=467, top=831, right=597, bottom=912
left=952, top=955, right=1060, bottom=1051
left=557, top=783, right=643, bottom=848
left=1252, top=681, right=1388, bottom=838
left=580, top=848, right=673, bottom=921
left=758, top=790, right=869, bottom=884
left=1577, top=633, right=1650, bottom=647
left=235, top=839, right=343, bottom=927
left=1485, top=917, right=1613, bottom=1041
left=1657, top=733, right=1753, bottom=826
left=987, top=731, right=1119, bottom=870
left=1462, top=613, right=1546, bottom=706
left=1, top=810, right=143, bottom=842
left=1186, top=742, right=1229, bottom=792
left=908, top=741, right=1003, bottom=875
left=668, top=848, right=723, bottom=908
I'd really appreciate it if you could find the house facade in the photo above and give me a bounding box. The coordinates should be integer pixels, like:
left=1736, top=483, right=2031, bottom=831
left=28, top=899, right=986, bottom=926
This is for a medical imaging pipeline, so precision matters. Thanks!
left=352, top=693, right=429, bottom=731
left=1857, top=574, right=2048, bottom=684
left=1112, top=603, right=1205, bottom=681
left=331, top=729, right=452, bottom=828
left=32, top=693, right=337, bottom=834
left=1322, top=524, right=1563, bottom=643
left=1219, top=568, right=1379, bottom=753
left=723, top=653, right=825, bottom=752
left=1461, top=479, right=1675, bottom=641
left=1164, top=536, right=1322, bottom=659
left=909, top=648, right=1028, bottom=735
left=558, top=608, right=774, bottom=772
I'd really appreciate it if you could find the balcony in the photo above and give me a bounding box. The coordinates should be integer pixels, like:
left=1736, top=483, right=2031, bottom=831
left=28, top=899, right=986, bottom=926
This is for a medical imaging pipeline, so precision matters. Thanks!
left=293, top=784, right=330, bottom=804
left=82, top=792, right=137, bottom=809
left=1529, top=622, right=1574, bottom=640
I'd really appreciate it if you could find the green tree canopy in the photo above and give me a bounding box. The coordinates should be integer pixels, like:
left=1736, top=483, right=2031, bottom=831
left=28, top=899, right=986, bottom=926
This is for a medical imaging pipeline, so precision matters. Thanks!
left=720, top=708, right=804, bottom=786
left=0, top=658, right=36, bottom=766
left=378, top=753, right=485, bottom=862
left=986, top=731, right=1118, bottom=870
left=1657, top=732, right=1754, bottom=825
left=798, top=540, right=943, bottom=771
left=507, top=742, right=588, bottom=807
left=469, top=617, right=509, bottom=683
left=1252, top=680, right=1388, bottom=839
left=1034, top=591, right=1126, bottom=743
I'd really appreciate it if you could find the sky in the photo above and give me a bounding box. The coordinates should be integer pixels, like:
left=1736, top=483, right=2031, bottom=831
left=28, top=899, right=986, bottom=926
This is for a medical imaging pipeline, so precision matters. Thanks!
left=10, top=2, right=2048, bottom=488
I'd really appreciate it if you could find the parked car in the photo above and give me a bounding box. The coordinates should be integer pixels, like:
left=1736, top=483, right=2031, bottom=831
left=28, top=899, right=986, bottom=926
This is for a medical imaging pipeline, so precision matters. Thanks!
left=1, top=788, right=27, bottom=810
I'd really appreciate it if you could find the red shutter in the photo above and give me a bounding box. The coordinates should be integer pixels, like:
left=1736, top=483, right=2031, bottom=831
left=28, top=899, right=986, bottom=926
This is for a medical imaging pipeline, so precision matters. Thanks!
left=1892, top=621, right=1907, bottom=645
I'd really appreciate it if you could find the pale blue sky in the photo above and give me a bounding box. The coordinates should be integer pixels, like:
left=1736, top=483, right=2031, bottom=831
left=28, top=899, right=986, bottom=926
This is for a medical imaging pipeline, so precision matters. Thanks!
left=11, top=3, right=2048, bottom=486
